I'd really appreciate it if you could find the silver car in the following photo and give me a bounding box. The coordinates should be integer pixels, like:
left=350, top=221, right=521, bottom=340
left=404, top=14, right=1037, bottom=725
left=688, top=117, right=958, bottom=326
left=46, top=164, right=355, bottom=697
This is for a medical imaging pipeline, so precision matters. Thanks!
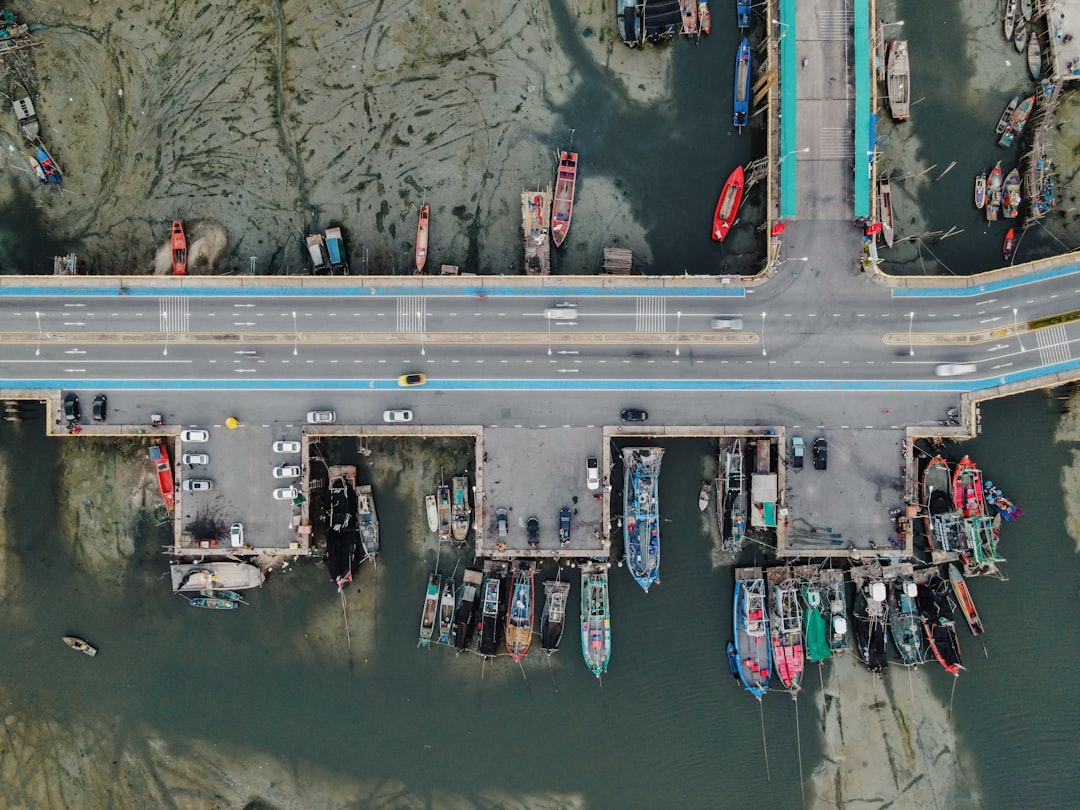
left=182, top=453, right=209, bottom=465
left=273, top=465, right=301, bottom=479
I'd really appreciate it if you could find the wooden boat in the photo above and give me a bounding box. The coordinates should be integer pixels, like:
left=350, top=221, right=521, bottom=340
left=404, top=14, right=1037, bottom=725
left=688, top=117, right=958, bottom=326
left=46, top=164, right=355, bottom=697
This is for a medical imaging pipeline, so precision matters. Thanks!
left=917, top=578, right=962, bottom=676
left=36, top=146, right=61, bottom=185
left=1002, top=227, right=1016, bottom=262
left=733, top=568, right=771, bottom=699
left=951, top=455, right=985, bottom=519
left=1004, top=0, right=1017, bottom=41
left=418, top=572, right=441, bottom=648
left=995, top=96, right=1019, bottom=135
left=711, top=165, right=745, bottom=242
left=541, top=579, right=571, bottom=653
left=27, top=154, right=46, bottom=183
left=736, top=0, right=750, bottom=30
left=1003, top=168, right=1022, bottom=219
left=888, top=578, right=926, bottom=666
left=188, top=595, right=239, bottom=609
left=974, top=172, right=986, bottom=209
left=733, top=37, right=751, bottom=130
left=697, top=480, right=712, bottom=511
left=801, top=580, right=832, bottom=663
left=1013, top=16, right=1027, bottom=52
left=149, top=439, right=176, bottom=514
left=437, top=576, right=456, bottom=644
left=617, top=0, right=642, bottom=48
left=425, top=494, right=438, bottom=533
left=698, top=0, right=711, bottom=35
left=678, top=0, right=698, bottom=37
left=622, top=447, right=664, bottom=592
left=852, top=572, right=889, bottom=675
left=886, top=40, right=910, bottom=121
left=356, top=483, right=379, bottom=561
left=1021, top=0, right=1032, bottom=20
left=437, top=483, right=452, bottom=542
left=922, top=454, right=956, bottom=552
left=999, top=94, right=1035, bottom=147
left=478, top=569, right=504, bottom=657
left=63, top=636, right=97, bottom=657
left=724, top=438, right=746, bottom=553
left=878, top=176, right=895, bottom=248
left=170, top=562, right=264, bottom=592
left=205, top=588, right=246, bottom=603
left=453, top=569, right=483, bottom=652
left=451, top=475, right=470, bottom=544
left=948, top=564, right=985, bottom=636
left=983, top=480, right=1022, bottom=520
left=505, top=562, right=535, bottom=660
left=551, top=148, right=577, bottom=248
left=580, top=563, right=611, bottom=677
left=986, top=162, right=1003, bottom=222
left=521, top=188, right=552, bottom=275
left=170, top=220, right=188, bottom=276
left=767, top=569, right=804, bottom=697
left=1028, top=31, right=1041, bottom=80
left=415, top=204, right=429, bottom=273
left=821, top=568, right=849, bottom=652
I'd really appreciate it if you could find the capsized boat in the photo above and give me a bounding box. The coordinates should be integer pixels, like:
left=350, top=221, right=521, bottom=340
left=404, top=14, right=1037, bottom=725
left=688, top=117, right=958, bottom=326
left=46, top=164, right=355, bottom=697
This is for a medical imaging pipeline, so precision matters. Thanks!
left=995, top=97, right=1019, bottom=135
left=698, top=0, right=712, bottom=35
left=974, top=172, right=986, bottom=209
left=505, top=562, right=534, bottom=660
left=802, top=580, right=832, bottom=663
left=425, top=494, right=438, bottom=533
left=63, top=636, right=97, bottom=656
left=886, top=40, right=910, bottom=121
left=733, top=568, right=771, bottom=699
left=454, top=569, right=483, bottom=653
left=437, top=576, right=456, bottom=645
left=36, top=146, right=61, bottom=184
left=768, top=570, right=805, bottom=697
left=948, top=563, right=985, bottom=636
left=736, top=0, right=750, bottom=29
left=580, top=563, right=611, bottom=677
left=541, top=579, right=571, bottom=653
left=712, top=165, right=745, bottom=242
left=852, top=573, right=889, bottom=675
left=918, top=578, right=962, bottom=676
left=733, top=37, right=751, bottom=130
left=983, top=480, right=1022, bottom=520
left=551, top=148, right=578, bottom=247
left=170, top=562, right=265, bottom=592
left=171, top=220, right=188, bottom=276
left=1002, top=227, right=1016, bottom=262
left=357, top=483, right=379, bottom=561
left=1028, top=30, right=1042, bottom=80
left=418, top=572, right=441, bottom=648
left=698, top=480, right=712, bottom=511
left=678, top=0, right=698, bottom=37
left=878, top=175, right=895, bottom=248
left=952, top=455, right=985, bottom=519
left=149, top=439, right=176, bottom=514
left=622, top=447, right=664, bottom=592
left=451, top=475, right=471, bottom=545
left=821, top=568, right=849, bottom=652
left=437, top=483, right=452, bottom=542
left=888, top=578, right=926, bottom=666
left=478, top=569, right=504, bottom=658
left=415, top=203, right=429, bottom=273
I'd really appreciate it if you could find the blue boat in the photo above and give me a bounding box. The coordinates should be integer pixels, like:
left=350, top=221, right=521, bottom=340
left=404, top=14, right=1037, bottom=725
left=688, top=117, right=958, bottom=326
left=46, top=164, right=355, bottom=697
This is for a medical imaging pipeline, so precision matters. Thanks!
left=36, top=146, right=61, bottom=185
left=733, top=568, right=771, bottom=699
left=617, top=0, right=642, bottom=47
left=736, top=0, right=751, bottom=29
left=733, top=37, right=751, bottom=130
left=622, top=447, right=664, bottom=592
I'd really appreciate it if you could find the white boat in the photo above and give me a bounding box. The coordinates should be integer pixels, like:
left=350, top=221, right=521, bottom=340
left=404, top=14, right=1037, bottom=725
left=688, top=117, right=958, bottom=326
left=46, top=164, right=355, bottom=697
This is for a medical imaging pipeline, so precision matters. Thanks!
left=425, top=494, right=438, bottom=533
left=170, top=562, right=265, bottom=592
left=698, top=480, right=712, bottom=511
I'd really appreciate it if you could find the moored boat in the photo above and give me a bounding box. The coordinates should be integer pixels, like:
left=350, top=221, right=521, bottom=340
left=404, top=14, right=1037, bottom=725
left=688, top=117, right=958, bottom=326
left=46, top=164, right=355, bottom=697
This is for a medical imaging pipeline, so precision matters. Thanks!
left=733, top=568, right=771, bottom=699
left=951, top=455, right=985, bottom=519
left=27, top=154, right=46, bottom=183
left=983, top=480, right=1022, bottom=520
left=948, top=563, right=985, bottom=636
left=851, top=568, right=889, bottom=675
left=987, top=162, right=1003, bottom=221
left=724, top=438, right=746, bottom=553
left=698, top=480, right=712, bottom=511
left=736, top=0, right=750, bottom=30
left=886, top=40, right=910, bottom=121
left=622, top=446, right=665, bottom=592
left=802, top=580, right=832, bottom=663
left=63, top=636, right=97, bottom=656
left=551, top=148, right=578, bottom=248
left=425, top=494, right=438, bottom=533
left=1002, top=227, right=1016, bottom=262
left=678, top=0, right=698, bottom=37
left=325, top=472, right=358, bottom=589
left=580, top=563, right=612, bottom=677
left=171, top=220, right=188, bottom=276
left=188, top=595, right=240, bottom=610
left=999, top=94, right=1034, bottom=147
left=478, top=568, right=504, bottom=658
left=522, top=188, right=552, bottom=275
left=917, top=578, right=962, bottom=676
left=149, top=439, right=176, bottom=514
left=767, top=569, right=805, bottom=697
left=454, top=569, right=483, bottom=652
left=888, top=577, right=926, bottom=666
left=170, top=562, right=265, bottom=592
left=617, top=0, right=643, bottom=47
left=974, top=172, right=986, bottom=209
left=1013, top=16, right=1027, bottom=52
left=357, top=483, right=380, bottom=560
left=12, top=84, right=39, bottom=142
left=1021, top=0, right=1032, bottom=21
left=437, top=483, right=452, bottom=542
left=698, top=0, right=711, bottom=35
left=36, top=146, right=61, bottom=184
left=1028, top=30, right=1041, bottom=80
left=733, top=37, right=751, bottom=130
left=995, top=97, right=1019, bottom=135
left=418, top=572, right=441, bottom=648
left=922, top=454, right=958, bottom=553
left=437, top=576, right=456, bottom=644
left=878, top=175, right=895, bottom=248
left=712, top=165, right=745, bottom=242
left=1004, top=0, right=1017, bottom=40
left=541, top=579, right=571, bottom=653
left=415, top=204, right=429, bottom=272
left=505, top=562, right=535, bottom=660
left=1002, top=168, right=1021, bottom=219
left=821, top=568, right=849, bottom=652
left=451, top=475, right=471, bottom=544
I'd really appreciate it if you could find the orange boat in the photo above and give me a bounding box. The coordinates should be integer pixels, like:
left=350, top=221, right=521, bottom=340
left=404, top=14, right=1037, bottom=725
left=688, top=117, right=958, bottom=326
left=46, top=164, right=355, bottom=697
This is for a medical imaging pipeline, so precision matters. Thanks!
left=415, top=204, right=429, bottom=273
left=171, top=220, right=187, bottom=276
left=712, top=165, right=744, bottom=242
left=149, top=439, right=175, bottom=513
left=551, top=150, right=578, bottom=248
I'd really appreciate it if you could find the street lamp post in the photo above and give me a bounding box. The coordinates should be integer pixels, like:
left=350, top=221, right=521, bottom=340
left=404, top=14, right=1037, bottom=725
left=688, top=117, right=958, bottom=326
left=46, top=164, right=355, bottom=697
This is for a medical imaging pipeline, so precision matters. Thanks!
left=163, top=330, right=169, bottom=357
left=1014, top=307, right=1024, bottom=352
left=779, top=147, right=810, bottom=165
left=675, top=311, right=682, bottom=357
left=761, top=312, right=767, bottom=357
left=291, top=311, right=299, bottom=356
left=908, top=311, right=915, bottom=356
left=547, top=317, right=552, bottom=357
left=34, top=311, right=42, bottom=356
left=771, top=18, right=790, bottom=39
left=418, top=308, right=426, bottom=356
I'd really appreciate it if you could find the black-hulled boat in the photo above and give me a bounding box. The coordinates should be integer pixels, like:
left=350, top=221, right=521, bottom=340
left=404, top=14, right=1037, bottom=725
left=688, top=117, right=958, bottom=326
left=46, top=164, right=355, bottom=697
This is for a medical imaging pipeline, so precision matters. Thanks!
left=478, top=569, right=504, bottom=658
left=888, top=578, right=926, bottom=666
left=454, top=569, right=483, bottom=652
left=918, top=578, right=962, bottom=676
left=541, top=579, right=571, bottom=653
left=853, top=578, right=889, bottom=674
left=325, top=475, right=358, bottom=590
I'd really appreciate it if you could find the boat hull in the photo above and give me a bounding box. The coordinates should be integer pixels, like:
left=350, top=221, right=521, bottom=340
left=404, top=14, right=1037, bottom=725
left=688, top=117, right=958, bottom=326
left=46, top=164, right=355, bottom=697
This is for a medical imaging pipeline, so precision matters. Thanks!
left=733, top=569, right=771, bottom=699
left=419, top=573, right=441, bottom=647
left=505, top=565, right=534, bottom=660
left=551, top=151, right=578, bottom=248
left=415, top=204, right=429, bottom=273
left=733, top=38, right=751, bottom=129
left=580, top=567, right=611, bottom=676
left=170, top=562, right=264, bottom=592
left=712, top=165, right=745, bottom=242
left=171, top=220, right=188, bottom=276
left=622, top=447, right=664, bottom=591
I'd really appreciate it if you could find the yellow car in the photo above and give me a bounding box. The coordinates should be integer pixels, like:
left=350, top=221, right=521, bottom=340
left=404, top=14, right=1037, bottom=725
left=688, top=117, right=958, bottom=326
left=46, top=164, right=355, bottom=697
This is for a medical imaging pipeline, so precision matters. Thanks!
left=397, top=373, right=427, bottom=387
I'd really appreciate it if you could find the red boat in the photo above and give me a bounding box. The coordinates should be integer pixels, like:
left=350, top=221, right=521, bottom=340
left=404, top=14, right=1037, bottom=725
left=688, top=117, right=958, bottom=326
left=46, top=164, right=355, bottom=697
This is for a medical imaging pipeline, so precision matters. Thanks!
left=415, top=204, right=429, bottom=272
left=698, top=1, right=711, bottom=35
left=171, top=220, right=188, bottom=276
left=951, top=455, right=985, bottom=519
left=1002, top=227, right=1015, bottom=262
left=149, top=439, right=175, bottom=513
left=712, top=165, right=744, bottom=242
left=551, top=150, right=578, bottom=248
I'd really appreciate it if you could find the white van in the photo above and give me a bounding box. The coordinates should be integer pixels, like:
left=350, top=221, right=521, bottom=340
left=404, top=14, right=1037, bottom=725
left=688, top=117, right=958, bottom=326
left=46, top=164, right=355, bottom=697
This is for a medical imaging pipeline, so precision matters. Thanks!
left=544, top=307, right=578, bottom=320
left=710, top=317, right=744, bottom=330
left=935, top=364, right=977, bottom=377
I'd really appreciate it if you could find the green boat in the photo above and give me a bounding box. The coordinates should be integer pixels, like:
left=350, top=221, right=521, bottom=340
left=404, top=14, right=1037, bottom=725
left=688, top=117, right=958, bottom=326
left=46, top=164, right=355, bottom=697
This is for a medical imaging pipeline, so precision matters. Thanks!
left=188, top=596, right=239, bottom=609
left=200, top=588, right=246, bottom=604
left=580, top=563, right=611, bottom=677
left=802, top=582, right=832, bottom=662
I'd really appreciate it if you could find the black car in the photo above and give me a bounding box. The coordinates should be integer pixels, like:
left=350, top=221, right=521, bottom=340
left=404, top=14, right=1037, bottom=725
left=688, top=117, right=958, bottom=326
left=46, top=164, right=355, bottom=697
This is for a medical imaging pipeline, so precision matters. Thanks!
left=620, top=408, right=648, bottom=423
left=63, top=392, right=81, bottom=423
left=813, top=438, right=828, bottom=471
left=92, top=394, right=108, bottom=422
left=526, top=516, right=540, bottom=547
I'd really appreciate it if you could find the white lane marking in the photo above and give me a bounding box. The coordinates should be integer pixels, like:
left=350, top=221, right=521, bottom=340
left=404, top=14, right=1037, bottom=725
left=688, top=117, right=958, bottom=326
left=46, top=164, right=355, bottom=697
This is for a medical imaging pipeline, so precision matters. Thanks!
left=990, top=363, right=1014, bottom=370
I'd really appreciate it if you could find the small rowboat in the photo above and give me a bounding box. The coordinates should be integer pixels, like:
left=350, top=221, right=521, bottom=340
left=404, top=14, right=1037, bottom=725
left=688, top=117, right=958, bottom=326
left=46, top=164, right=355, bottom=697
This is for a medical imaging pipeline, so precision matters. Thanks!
left=974, top=172, right=986, bottom=209
left=878, top=175, right=895, bottom=248
left=678, top=0, right=698, bottom=37
left=36, top=146, right=62, bottom=185
left=171, top=220, right=187, bottom=275
left=948, top=564, right=985, bottom=636
left=28, top=155, right=47, bottom=183
left=551, top=148, right=578, bottom=248
left=1002, top=227, right=1016, bottom=262
left=425, top=493, right=438, bottom=533
left=712, top=165, right=745, bottom=242
left=1004, top=0, right=1017, bottom=41
left=995, top=96, right=1019, bottom=135
left=1020, top=0, right=1032, bottom=20
left=1013, top=16, right=1027, bottom=52
left=63, top=636, right=97, bottom=656
left=189, top=596, right=239, bottom=609
left=733, top=37, right=751, bottom=130
left=1027, top=31, right=1041, bottom=80
left=698, top=0, right=711, bottom=35
left=698, top=481, right=712, bottom=511
left=415, top=204, right=429, bottom=273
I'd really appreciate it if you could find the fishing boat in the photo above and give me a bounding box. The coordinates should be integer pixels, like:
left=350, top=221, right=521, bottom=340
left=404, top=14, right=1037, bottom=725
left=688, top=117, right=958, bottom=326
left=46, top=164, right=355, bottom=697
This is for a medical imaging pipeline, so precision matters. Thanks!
left=767, top=570, right=804, bottom=697
left=63, top=636, right=97, bottom=657
left=36, top=146, right=61, bottom=185
left=205, top=588, right=246, bottom=603
left=171, top=220, right=188, bottom=275
left=1028, top=31, right=1042, bottom=80
left=698, top=0, right=711, bottom=35
left=617, top=0, right=642, bottom=47
left=917, top=578, right=962, bottom=676
left=415, top=204, right=429, bottom=273
left=170, top=562, right=265, bottom=592
left=505, top=562, right=535, bottom=660
left=478, top=569, right=504, bottom=658
left=357, top=483, right=380, bottom=560
left=712, top=165, right=744, bottom=242
left=733, top=568, right=771, bottom=699
left=888, top=578, right=926, bottom=666
left=454, top=569, right=483, bottom=652
left=541, top=579, right=571, bottom=653
left=852, top=574, right=889, bottom=675
left=802, top=579, right=832, bottom=663
left=522, top=188, right=552, bottom=275
left=974, top=172, right=986, bottom=209
left=437, top=483, right=452, bottom=542
left=437, top=576, right=456, bottom=644
left=983, top=480, right=1022, bottom=520
left=1002, top=227, right=1016, bottom=262
left=1004, top=0, right=1017, bottom=40
left=724, top=438, right=746, bottom=553
left=821, top=568, right=849, bottom=652
left=622, top=446, right=665, bottom=592
left=425, top=494, right=438, bottom=533
left=736, top=0, right=750, bottom=29
left=188, top=595, right=239, bottom=610
left=1013, top=16, right=1027, bottom=52
left=551, top=148, right=578, bottom=248
left=948, top=564, right=985, bottom=636
left=698, top=480, right=712, bottom=511
left=922, top=454, right=957, bottom=553
left=878, top=175, right=895, bottom=248
left=451, top=476, right=471, bottom=544
left=995, top=97, right=1019, bottom=135
left=951, top=455, right=985, bottom=519
left=580, top=563, right=612, bottom=677
left=999, top=94, right=1034, bottom=147
left=325, top=473, right=357, bottom=589
left=732, top=38, right=751, bottom=130
left=12, top=83, right=39, bottom=142
left=148, top=439, right=176, bottom=514
left=27, top=154, right=46, bottom=183
left=886, top=40, right=910, bottom=121
left=643, top=0, right=682, bottom=41
left=418, top=572, right=441, bottom=648
left=678, top=0, right=698, bottom=37
left=986, top=162, right=1003, bottom=222
left=1002, top=168, right=1021, bottom=219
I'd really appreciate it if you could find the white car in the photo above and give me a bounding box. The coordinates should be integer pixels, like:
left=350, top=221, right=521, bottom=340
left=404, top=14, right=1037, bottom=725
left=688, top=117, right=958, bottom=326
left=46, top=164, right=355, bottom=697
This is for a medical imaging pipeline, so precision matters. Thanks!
left=182, top=453, right=209, bottom=465
left=710, top=317, right=744, bottom=330
left=586, top=456, right=600, bottom=490
left=180, top=429, right=209, bottom=442
left=273, top=464, right=301, bottom=479
left=383, top=409, right=413, bottom=423
left=273, top=440, right=301, bottom=453
left=306, top=410, right=336, bottom=424
left=544, top=307, right=578, bottom=320
left=273, top=486, right=298, bottom=501
left=935, top=363, right=977, bottom=377
left=182, top=479, right=213, bottom=492
left=229, top=523, right=244, bottom=548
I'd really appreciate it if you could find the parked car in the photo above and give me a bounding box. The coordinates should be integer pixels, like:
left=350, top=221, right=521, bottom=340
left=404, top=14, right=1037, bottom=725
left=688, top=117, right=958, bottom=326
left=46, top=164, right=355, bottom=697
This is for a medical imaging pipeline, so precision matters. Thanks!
left=306, top=410, right=336, bottom=424
left=586, top=456, right=600, bottom=490
left=180, top=429, right=209, bottom=442
left=273, top=464, right=301, bottom=479
left=383, top=409, right=413, bottom=423
left=526, top=516, right=540, bottom=547
left=273, top=440, right=301, bottom=453
left=496, top=507, right=509, bottom=537
left=63, top=392, right=80, bottom=422
left=182, top=479, right=213, bottom=492
left=620, top=408, right=648, bottom=422
left=273, top=486, right=298, bottom=501
left=92, top=394, right=107, bottom=422
left=397, top=373, right=427, bottom=387
left=791, top=436, right=805, bottom=468
left=182, top=453, right=209, bottom=465
left=813, top=438, right=828, bottom=471
left=935, top=363, right=977, bottom=377
left=559, top=507, right=571, bottom=546
left=229, top=523, right=244, bottom=548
